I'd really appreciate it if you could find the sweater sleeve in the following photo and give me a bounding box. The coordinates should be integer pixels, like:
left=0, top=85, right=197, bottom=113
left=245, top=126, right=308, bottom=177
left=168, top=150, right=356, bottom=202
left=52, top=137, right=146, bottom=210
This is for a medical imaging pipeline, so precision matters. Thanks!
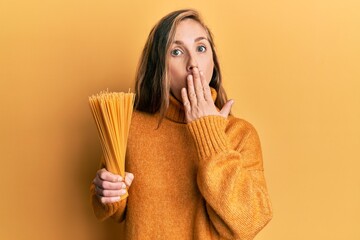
left=90, top=162, right=127, bottom=223
left=187, top=115, right=273, bottom=240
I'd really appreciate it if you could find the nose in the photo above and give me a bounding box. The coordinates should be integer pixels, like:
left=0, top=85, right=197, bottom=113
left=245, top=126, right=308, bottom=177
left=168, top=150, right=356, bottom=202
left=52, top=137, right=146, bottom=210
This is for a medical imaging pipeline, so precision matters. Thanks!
left=186, top=53, right=198, bottom=72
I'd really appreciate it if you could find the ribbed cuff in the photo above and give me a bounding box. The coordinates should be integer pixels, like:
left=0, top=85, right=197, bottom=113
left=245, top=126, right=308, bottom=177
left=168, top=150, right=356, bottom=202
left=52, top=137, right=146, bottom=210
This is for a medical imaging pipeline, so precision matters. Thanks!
left=90, top=183, right=119, bottom=221
left=187, top=115, right=229, bottom=160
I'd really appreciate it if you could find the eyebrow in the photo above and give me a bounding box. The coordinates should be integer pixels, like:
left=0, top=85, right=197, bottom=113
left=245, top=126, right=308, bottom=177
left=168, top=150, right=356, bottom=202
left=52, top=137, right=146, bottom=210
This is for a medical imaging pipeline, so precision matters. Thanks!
left=172, top=37, right=209, bottom=45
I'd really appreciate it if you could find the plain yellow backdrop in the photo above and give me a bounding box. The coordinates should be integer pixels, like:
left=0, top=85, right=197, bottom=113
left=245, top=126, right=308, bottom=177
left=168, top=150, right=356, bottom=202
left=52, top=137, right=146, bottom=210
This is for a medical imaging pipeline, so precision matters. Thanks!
left=1, top=0, right=359, bottom=239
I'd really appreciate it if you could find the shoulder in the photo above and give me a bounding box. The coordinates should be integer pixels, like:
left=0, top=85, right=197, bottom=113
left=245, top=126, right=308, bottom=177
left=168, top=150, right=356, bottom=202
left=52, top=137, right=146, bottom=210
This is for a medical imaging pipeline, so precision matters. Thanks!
left=128, top=110, right=160, bottom=134
left=131, top=110, right=158, bottom=124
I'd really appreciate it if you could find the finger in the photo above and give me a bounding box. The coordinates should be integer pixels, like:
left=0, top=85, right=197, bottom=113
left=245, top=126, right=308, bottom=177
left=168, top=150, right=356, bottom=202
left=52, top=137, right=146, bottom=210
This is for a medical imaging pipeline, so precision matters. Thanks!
left=192, top=68, right=204, bottom=101
left=181, top=88, right=192, bottom=123
left=200, top=71, right=212, bottom=101
left=124, top=172, right=134, bottom=187
left=96, top=187, right=127, bottom=197
left=99, top=196, right=121, bottom=204
left=93, top=175, right=125, bottom=190
left=219, top=99, right=234, bottom=118
left=181, top=88, right=191, bottom=110
left=187, top=74, right=197, bottom=106
left=97, top=168, right=122, bottom=182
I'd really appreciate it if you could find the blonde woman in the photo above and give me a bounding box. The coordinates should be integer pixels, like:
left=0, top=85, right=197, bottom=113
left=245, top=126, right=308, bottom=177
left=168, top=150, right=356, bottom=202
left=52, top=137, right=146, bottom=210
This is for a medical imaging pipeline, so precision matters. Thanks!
left=91, top=9, right=273, bottom=240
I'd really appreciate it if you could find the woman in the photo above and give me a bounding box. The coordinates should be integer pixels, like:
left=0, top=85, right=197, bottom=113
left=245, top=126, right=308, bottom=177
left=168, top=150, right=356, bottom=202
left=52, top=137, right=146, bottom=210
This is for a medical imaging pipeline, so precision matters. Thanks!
left=90, top=9, right=273, bottom=240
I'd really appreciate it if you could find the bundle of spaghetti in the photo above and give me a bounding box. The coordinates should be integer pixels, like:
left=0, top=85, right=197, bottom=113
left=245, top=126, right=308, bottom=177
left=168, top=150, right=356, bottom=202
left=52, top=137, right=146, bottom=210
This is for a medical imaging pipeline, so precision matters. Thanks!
left=89, top=90, right=135, bottom=200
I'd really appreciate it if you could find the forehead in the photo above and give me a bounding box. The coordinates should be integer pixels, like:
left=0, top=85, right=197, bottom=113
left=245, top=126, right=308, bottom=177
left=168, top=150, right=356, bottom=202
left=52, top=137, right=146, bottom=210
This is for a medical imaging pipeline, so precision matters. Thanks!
left=173, top=18, right=208, bottom=39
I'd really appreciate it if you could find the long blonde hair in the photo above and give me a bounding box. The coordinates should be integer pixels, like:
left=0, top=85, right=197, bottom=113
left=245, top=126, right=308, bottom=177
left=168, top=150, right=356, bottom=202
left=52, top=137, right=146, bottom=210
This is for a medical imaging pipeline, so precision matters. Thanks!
left=135, top=9, right=228, bottom=124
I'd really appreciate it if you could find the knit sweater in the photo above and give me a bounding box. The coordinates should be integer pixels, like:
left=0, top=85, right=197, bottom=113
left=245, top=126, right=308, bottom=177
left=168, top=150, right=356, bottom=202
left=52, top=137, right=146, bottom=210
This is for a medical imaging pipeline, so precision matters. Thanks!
left=90, top=89, right=273, bottom=240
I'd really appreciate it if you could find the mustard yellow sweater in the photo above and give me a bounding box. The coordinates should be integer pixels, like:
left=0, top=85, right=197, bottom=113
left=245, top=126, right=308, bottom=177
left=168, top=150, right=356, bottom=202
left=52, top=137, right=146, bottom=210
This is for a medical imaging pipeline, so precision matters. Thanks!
left=90, top=90, right=273, bottom=240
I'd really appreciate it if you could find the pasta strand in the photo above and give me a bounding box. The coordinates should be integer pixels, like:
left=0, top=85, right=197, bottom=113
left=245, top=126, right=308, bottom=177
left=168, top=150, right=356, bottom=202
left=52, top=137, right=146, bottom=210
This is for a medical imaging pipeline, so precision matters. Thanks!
left=89, top=90, right=135, bottom=200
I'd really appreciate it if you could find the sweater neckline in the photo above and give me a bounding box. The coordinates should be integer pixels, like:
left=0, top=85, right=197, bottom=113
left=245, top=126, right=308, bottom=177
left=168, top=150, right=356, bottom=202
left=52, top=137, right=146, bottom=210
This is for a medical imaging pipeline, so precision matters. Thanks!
left=165, top=88, right=218, bottom=123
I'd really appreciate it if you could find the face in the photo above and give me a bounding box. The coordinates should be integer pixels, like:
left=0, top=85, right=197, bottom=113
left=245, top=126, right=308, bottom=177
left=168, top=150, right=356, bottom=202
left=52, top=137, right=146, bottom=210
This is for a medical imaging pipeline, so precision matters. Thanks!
left=168, top=18, right=214, bottom=102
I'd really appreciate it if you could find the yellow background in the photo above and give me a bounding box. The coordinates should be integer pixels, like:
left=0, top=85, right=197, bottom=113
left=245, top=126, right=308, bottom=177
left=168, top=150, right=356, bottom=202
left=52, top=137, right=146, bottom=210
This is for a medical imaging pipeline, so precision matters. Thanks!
left=1, top=0, right=359, bottom=239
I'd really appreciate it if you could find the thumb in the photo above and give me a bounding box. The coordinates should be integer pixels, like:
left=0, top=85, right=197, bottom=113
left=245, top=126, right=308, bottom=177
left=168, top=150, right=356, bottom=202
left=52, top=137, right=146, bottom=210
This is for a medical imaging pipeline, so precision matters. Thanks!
left=124, top=172, right=134, bottom=187
left=219, top=99, right=234, bottom=118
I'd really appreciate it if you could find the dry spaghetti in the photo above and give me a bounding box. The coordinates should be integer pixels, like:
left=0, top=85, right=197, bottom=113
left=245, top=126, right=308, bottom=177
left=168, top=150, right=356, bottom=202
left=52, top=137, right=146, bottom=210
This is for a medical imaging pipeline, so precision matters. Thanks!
left=89, top=90, right=135, bottom=200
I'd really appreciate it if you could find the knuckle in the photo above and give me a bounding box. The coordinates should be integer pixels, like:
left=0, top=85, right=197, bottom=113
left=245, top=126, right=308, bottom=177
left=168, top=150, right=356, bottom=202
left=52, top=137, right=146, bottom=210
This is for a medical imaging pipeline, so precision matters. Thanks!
left=97, top=190, right=104, bottom=197
left=95, top=186, right=103, bottom=194
left=100, top=197, right=108, bottom=204
left=92, top=177, right=97, bottom=185
left=101, top=181, right=109, bottom=189
left=99, top=171, right=107, bottom=180
left=102, top=190, right=109, bottom=196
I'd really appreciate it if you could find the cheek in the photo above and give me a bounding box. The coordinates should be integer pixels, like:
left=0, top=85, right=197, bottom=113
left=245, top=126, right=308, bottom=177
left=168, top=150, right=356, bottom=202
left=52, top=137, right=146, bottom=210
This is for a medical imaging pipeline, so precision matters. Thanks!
left=169, top=61, right=184, bottom=78
left=170, top=68, right=181, bottom=80
left=204, top=60, right=214, bottom=84
left=169, top=65, right=186, bottom=92
left=169, top=61, right=187, bottom=83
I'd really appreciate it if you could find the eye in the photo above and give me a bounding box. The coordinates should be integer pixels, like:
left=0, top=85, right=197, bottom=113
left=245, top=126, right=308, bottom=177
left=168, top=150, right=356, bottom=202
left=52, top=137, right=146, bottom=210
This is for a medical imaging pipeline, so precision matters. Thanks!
left=197, top=45, right=207, bottom=52
left=171, top=49, right=183, bottom=56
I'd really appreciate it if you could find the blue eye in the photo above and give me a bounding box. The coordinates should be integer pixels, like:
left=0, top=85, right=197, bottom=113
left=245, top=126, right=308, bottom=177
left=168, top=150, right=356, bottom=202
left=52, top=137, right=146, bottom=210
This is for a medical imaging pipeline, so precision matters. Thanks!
left=171, top=49, right=182, bottom=56
left=197, top=45, right=206, bottom=52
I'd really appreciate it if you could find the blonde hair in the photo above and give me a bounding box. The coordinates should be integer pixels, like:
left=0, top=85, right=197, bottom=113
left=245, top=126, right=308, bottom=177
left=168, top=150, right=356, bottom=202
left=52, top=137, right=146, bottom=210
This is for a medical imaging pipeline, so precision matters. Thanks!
left=135, top=9, right=228, bottom=125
